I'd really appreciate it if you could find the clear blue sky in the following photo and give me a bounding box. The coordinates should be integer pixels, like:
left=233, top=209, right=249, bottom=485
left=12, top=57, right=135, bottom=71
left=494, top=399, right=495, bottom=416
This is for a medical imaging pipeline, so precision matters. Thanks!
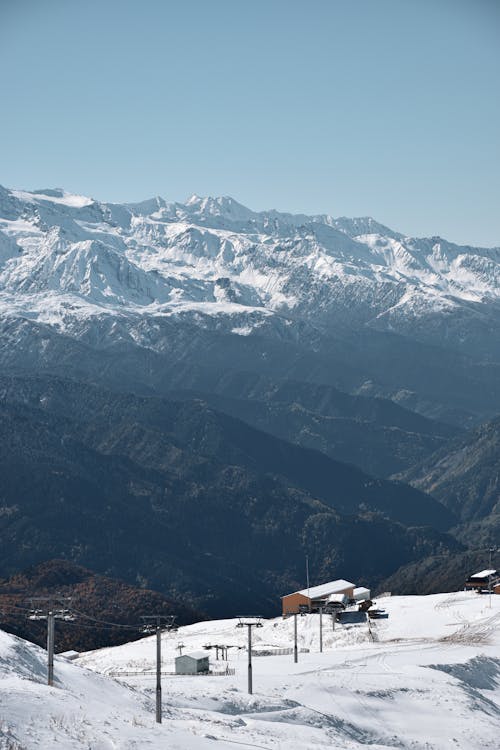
left=1, top=0, right=499, bottom=245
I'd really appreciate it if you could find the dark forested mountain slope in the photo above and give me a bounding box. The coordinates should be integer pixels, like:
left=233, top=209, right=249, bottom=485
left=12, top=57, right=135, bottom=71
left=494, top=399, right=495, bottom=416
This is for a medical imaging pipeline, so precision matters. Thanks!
left=0, top=559, right=201, bottom=651
left=1, top=186, right=498, bottom=610
left=166, top=384, right=458, bottom=478
left=378, top=547, right=500, bottom=597
left=399, top=418, right=500, bottom=522
left=0, top=378, right=459, bottom=616
left=0, top=365, right=460, bottom=482
left=0, top=375, right=455, bottom=530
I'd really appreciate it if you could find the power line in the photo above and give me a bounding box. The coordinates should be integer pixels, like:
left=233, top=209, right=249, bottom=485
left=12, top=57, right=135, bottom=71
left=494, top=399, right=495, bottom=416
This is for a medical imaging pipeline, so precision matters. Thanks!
left=70, top=607, right=140, bottom=630
left=2, top=601, right=140, bottom=629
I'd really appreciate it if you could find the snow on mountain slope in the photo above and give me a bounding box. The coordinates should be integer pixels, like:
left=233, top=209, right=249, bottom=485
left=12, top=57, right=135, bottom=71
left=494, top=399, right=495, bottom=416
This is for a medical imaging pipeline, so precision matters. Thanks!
left=0, top=233, right=177, bottom=308
left=3, top=591, right=500, bottom=749
left=0, top=229, right=21, bottom=266
left=0, top=184, right=499, bottom=353
left=74, top=591, right=499, bottom=749
left=0, top=628, right=235, bottom=749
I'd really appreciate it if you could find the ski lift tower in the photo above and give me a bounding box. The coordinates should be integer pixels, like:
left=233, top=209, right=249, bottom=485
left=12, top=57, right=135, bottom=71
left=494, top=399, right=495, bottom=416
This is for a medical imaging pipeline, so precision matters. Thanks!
left=28, top=596, right=75, bottom=686
left=140, top=615, right=177, bottom=723
left=236, top=616, right=263, bottom=695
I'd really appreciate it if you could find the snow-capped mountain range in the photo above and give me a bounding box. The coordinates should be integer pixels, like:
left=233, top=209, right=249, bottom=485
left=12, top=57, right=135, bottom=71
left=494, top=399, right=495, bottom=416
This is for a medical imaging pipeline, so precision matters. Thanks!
left=1, top=184, right=499, bottom=425
left=0, top=185, right=499, bottom=344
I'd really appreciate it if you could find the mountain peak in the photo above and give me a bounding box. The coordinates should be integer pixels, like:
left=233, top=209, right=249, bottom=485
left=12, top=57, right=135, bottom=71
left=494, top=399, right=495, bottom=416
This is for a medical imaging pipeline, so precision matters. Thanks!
left=184, top=194, right=255, bottom=221
left=332, top=215, right=403, bottom=240
left=0, top=181, right=498, bottom=364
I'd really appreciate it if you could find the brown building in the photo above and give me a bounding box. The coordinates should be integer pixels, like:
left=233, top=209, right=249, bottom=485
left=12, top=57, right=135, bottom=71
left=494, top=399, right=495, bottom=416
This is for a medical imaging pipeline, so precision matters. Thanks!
left=281, top=579, right=355, bottom=616
left=464, top=569, right=499, bottom=592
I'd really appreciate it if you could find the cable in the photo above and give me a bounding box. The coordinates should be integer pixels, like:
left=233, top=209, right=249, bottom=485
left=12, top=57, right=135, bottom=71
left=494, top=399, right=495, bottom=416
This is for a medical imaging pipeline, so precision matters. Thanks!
left=0, top=602, right=36, bottom=613
left=65, top=607, right=140, bottom=630
left=1, top=601, right=141, bottom=631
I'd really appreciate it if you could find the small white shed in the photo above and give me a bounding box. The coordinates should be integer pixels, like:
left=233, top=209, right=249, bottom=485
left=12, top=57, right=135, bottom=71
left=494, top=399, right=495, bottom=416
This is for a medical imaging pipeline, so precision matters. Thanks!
left=175, top=651, right=209, bottom=675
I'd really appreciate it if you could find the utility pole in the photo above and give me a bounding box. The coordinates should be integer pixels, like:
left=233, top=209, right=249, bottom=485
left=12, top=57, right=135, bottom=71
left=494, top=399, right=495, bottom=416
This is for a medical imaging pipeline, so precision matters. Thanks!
left=28, top=597, right=74, bottom=686
left=306, top=554, right=310, bottom=598
left=319, top=606, right=323, bottom=653
left=47, top=610, right=55, bottom=685
left=140, top=615, right=176, bottom=723
left=204, top=644, right=232, bottom=660
left=293, top=613, right=298, bottom=663
left=236, top=617, right=263, bottom=695
left=487, top=547, right=499, bottom=608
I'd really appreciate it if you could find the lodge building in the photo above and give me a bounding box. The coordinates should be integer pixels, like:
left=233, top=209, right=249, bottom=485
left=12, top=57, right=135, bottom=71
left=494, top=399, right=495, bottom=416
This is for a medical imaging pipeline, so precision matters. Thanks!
left=281, top=579, right=359, bottom=616
left=464, top=569, right=500, bottom=593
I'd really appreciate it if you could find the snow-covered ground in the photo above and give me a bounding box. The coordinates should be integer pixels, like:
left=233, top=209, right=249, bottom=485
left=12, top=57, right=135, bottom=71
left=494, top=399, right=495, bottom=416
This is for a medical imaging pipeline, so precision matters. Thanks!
left=1, top=591, right=499, bottom=749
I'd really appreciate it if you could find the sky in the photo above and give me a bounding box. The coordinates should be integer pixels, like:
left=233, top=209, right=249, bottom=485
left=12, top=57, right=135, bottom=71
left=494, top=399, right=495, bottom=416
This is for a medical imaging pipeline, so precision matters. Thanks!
left=1, top=0, right=499, bottom=246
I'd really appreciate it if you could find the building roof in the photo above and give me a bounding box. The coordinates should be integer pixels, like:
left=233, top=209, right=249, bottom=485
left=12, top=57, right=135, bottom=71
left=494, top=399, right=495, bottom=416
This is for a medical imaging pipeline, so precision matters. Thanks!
left=283, top=579, right=355, bottom=600
left=353, top=587, right=371, bottom=596
left=177, top=651, right=209, bottom=661
left=327, top=593, right=348, bottom=603
left=60, top=650, right=80, bottom=660
left=469, top=569, right=497, bottom=579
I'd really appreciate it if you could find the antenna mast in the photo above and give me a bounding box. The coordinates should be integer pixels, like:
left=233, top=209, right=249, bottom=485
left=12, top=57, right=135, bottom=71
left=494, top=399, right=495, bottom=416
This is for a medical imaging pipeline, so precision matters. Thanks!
left=306, top=554, right=310, bottom=597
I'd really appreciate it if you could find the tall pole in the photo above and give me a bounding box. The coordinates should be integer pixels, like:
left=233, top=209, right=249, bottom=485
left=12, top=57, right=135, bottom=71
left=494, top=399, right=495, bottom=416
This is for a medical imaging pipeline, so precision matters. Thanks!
left=319, top=606, right=323, bottom=653
left=156, top=620, right=162, bottom=723
left=293, top=613, right=298, bottom=663
left=47, top=611, right=55, bottom=686
left=140, top=615, right=176, bottom=724
left=488, top=547, right=495, bottom=609
left=236, top=618, right=262, bottom=694
left=247, top=625, right=253, bottom=694
left=28, top=597, right=75, bottom=688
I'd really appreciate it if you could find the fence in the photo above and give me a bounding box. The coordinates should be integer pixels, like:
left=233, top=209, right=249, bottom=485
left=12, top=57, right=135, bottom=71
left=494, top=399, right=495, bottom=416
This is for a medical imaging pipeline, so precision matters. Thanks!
left=251, top=647, right=310, bottom=657
left=108, top=668, right=235, bottom=678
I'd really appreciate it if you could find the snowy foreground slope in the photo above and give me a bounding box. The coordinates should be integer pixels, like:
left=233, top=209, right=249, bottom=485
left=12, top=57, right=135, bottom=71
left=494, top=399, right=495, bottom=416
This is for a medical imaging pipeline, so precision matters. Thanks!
left=0, top=628, right=233, bottom=750
left=2, top=592, right=499, bottom=749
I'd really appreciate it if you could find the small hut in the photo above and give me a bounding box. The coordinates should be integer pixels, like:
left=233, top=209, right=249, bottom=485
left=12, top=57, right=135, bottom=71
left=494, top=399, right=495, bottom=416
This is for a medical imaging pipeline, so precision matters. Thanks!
left=175, top=651, right=209, bottom=675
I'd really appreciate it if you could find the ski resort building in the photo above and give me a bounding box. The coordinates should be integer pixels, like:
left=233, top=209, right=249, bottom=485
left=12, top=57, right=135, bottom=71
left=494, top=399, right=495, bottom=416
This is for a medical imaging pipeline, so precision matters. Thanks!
left=175, top=651, right=209, bottom=675
left=352, top=586, right=371, bottom=602
left=464, top=569, right=499, bottom=592
left=281, top=579, right=355, bottom=615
